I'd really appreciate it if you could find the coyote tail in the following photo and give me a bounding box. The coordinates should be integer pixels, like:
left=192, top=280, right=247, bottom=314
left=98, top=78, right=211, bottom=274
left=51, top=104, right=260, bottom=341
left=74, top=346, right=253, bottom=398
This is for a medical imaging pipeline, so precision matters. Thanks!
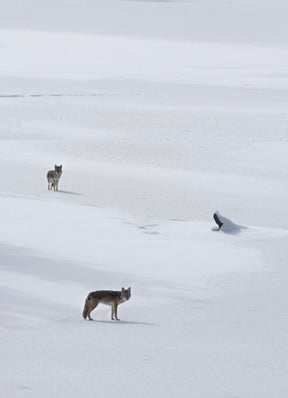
left=82, top=296, right=90, bottom=319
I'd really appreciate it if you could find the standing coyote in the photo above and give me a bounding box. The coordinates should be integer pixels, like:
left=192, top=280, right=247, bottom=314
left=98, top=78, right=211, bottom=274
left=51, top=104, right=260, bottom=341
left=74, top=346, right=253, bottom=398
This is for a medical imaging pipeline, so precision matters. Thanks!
left=83, top=287, right=131, bottom=321
left=47, top=165, right=62, bottom=191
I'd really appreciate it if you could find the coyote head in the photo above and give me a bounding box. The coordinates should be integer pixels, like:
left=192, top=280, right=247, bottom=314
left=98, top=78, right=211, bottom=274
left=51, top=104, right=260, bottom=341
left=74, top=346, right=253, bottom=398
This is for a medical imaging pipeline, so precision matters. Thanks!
left=54, top=165, right=62, bottom=175
left=121, top=287, right=131, bottom=301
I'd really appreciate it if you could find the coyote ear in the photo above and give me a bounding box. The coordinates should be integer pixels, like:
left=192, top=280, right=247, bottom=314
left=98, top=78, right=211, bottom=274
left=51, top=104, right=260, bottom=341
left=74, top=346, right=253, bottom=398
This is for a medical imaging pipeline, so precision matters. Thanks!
left=121, top=287, right=125, bottom=292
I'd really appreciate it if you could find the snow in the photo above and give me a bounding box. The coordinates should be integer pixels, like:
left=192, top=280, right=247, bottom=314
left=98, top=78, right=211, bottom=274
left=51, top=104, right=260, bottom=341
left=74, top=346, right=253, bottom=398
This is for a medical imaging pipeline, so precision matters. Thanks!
left=1, top=0, right=288, bottom=397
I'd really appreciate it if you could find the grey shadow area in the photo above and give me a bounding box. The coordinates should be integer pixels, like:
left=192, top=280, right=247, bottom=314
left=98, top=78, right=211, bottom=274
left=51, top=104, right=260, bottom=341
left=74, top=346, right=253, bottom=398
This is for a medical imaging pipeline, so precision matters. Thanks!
left=0, top=243, right=131, bottom=287
left=0, top=95, right=26, bottom=98
left=0, top=93, right=106, bottom=99
left=169, top=218, right=188, bottom=222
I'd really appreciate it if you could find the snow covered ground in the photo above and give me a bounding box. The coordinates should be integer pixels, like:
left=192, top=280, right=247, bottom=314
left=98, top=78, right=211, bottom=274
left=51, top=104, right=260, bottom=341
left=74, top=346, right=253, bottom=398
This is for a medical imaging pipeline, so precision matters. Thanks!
left=1, top=0, right=288, bottom=397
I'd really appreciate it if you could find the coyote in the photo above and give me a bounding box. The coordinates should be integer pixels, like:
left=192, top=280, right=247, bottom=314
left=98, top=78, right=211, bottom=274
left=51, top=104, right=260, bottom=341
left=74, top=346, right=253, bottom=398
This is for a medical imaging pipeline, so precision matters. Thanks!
left=47, top=165, right=62, bottom=191
left=83, top=287, right=131, bottom=321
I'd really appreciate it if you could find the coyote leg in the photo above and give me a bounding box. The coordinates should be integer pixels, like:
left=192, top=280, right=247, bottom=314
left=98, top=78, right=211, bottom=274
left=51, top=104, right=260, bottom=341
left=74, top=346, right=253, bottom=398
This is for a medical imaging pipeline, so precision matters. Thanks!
left=87, top=302, right=98, bottom=320
left=113, top=303, right=120, bottom=321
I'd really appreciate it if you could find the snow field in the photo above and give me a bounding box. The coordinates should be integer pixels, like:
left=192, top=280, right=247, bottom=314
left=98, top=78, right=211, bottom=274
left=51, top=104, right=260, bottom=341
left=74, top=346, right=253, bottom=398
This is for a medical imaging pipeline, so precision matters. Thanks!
left=1, top=0, right=288, bottom=396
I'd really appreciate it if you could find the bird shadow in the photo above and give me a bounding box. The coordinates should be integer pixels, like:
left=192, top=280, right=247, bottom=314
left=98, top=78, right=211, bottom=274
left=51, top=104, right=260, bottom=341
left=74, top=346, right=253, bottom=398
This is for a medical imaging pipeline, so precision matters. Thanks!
left=212, top=212, right=248, bottom=235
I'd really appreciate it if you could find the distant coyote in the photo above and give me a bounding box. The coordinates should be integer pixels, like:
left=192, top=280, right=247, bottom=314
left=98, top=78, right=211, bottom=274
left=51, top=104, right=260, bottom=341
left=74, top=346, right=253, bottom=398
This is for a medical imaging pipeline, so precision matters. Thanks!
left=47, top=165, right=62, bottom=191
left=83, top=287, right=131, bottom=321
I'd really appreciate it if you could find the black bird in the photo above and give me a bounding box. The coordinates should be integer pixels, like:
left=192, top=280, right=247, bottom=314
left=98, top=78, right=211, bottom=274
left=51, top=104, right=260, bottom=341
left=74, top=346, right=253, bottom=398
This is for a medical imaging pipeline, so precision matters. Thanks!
left=213, top=213, right=223, bottom=230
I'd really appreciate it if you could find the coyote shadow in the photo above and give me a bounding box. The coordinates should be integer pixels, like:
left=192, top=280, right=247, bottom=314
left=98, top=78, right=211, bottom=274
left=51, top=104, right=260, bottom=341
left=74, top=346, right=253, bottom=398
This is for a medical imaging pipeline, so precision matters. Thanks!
left=89, top=319, right=155, bottom=326
left=58, top=190, right=82, bottom=196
